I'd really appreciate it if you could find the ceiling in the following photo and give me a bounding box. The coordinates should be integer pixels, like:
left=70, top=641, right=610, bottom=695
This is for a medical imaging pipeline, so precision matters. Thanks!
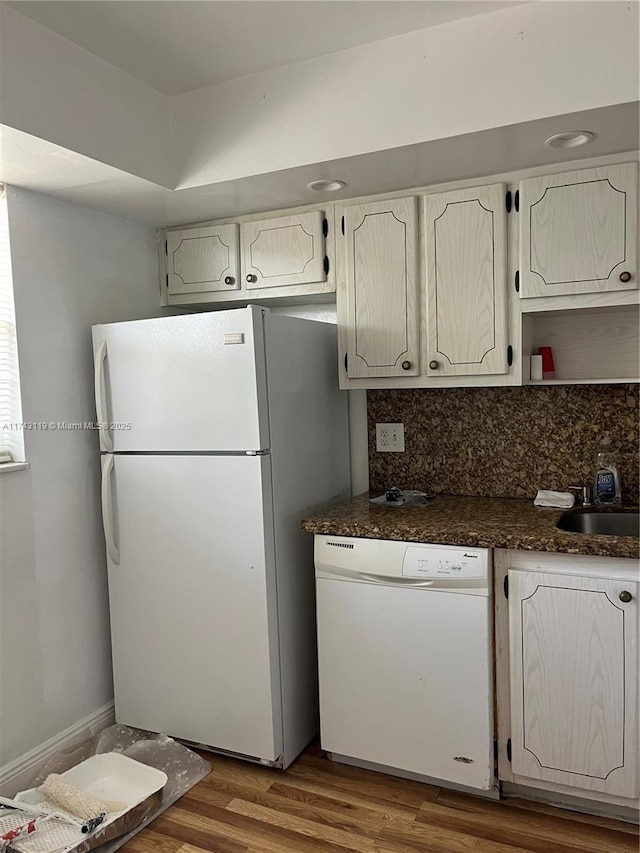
left=2, top=2, right=636, bottom=228
left=2, top=102, right=637, bottom=226
left=6, top=0, right=524, bottom=95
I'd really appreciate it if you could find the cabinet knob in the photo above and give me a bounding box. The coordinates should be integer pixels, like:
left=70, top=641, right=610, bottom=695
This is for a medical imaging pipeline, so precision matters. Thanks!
left=429, top=360, right=439, bottom=370
left=224, top=276, right=235, bottom=286
left=619, top=590, right=633, bottom=603
left=401, top=360, right=412, bottom=371
left=246, top=274, right=258, bottom=284
left=619, top=271, right=632, bottom=283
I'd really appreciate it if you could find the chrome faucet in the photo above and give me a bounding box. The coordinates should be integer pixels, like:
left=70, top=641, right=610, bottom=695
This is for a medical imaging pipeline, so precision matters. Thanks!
left=568, top=485, right=593, bottom=507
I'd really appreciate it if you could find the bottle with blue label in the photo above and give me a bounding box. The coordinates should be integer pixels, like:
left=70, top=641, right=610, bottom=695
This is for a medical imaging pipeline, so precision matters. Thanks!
left=594, top=438, right=621, bottom=505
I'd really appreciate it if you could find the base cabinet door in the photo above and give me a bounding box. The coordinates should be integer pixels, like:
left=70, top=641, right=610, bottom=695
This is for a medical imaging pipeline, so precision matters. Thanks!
left=166, top=225, right=240, bottom=296
left=509, top=570, right=638, bottom=798
left=519, top=162, right=638, bottom=298
left=241, top=211, right=327, bottom=291
left=343, top=197, right=419, bottom=379
left=423, top=183, right=508, bottom=377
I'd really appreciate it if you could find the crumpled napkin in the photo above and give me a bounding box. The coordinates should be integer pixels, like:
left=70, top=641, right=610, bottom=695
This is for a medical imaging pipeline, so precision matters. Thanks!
left=369, top=488, right=434, bottom=506
left=533, top=489, right=575, bottom=508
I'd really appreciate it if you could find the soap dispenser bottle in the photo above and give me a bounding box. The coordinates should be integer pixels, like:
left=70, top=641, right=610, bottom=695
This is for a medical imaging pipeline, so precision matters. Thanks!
left=594, top=438, right=621, bottom=505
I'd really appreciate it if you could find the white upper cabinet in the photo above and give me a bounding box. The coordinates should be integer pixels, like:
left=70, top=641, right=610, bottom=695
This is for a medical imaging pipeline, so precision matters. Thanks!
left=163, top=210, right=334, bottom=305
left=423, top=184, right=508, bottom=376
left=509, top=569, right=638, bottom=799
left=241, top=211, right=327, bottom=291
left=162, top=155, right=639, bottom=388
left=520, top=163, right=638, bottom=298
left=343, top=197, right=419, bottom=379
left=166, top=224, right=240, bottom=296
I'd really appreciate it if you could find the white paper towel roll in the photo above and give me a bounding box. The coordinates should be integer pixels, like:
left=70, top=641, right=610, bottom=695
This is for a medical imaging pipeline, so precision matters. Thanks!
left=531, top=354, right=543, bottom=381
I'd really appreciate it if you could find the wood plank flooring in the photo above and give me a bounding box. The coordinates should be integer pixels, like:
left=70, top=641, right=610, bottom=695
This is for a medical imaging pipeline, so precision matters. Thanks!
left=122, top=745, right=639, bottom=853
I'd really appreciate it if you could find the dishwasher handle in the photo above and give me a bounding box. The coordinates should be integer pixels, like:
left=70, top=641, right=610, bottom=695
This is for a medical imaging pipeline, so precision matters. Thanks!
left=317, top=565, right=434, bottom=587
left=359, top=572, right=434, bottom=587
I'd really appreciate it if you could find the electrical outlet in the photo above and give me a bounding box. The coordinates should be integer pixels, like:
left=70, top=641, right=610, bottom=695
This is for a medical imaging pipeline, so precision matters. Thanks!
left=376, top=423, right=405, bottom=452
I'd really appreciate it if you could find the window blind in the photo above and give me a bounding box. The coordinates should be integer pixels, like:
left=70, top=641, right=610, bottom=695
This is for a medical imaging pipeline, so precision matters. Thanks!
left=0, top=188, right=25, bottom=463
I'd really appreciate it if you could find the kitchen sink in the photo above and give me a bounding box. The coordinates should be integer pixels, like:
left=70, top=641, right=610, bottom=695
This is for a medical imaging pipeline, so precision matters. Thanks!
left=556, top=510, right=639, bottom=537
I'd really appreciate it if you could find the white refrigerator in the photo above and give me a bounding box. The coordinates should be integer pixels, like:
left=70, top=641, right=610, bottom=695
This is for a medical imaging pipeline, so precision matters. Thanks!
left=92, top=306, right=350, bottom=768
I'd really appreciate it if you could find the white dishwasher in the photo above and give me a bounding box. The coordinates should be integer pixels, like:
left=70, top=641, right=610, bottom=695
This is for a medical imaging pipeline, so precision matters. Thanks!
left=315, top=535, right=494, bottom=791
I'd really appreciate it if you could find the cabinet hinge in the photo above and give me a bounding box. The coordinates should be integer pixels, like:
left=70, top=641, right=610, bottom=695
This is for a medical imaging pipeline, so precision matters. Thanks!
left=341, top=215, right=345, bottom=236
left=514, top=189, right=520, bottom=212
left=164, top=239, right=168, bottom=254
left=503, top=575, right=509, bottom=599
left=514, top=270, right=520, bottom=293
left=322, top=218, right=329, bottom=238
left=324, top=256, right=330, bottom=275
left=506, top=191, right=513, bottom=213
left=344, top=353, right=348, bottom=372
left=165, top=273, right=169, bottom=288
left=507, top=345, right=513, bottom=367
left=506, top=738, right=512, bottom=763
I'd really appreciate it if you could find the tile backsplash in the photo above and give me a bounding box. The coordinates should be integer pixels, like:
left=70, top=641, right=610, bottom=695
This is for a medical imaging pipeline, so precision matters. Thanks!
left=368, top=385, right=639, bottom=502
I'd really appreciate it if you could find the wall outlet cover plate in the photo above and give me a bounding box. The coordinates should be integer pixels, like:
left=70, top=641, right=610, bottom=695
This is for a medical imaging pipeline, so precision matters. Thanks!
left=376, top=423, right=405, bottom=452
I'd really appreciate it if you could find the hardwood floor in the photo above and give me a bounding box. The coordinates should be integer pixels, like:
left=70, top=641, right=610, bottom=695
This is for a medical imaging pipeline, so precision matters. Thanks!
left=122, top=745, right=639, bottom=853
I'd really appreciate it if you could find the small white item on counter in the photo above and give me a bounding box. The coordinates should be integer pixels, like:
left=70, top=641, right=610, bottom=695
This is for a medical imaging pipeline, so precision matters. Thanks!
left=533, top=490, right=575, bottom=508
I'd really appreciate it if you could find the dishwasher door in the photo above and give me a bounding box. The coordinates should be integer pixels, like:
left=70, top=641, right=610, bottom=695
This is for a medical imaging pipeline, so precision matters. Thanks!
left=315, top=539, right=493, bottom=790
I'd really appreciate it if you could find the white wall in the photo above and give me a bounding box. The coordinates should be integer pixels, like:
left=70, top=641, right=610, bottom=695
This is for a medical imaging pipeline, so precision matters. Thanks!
left=2, top=2, right=637, bottom=197
left=0, top=188, right=160, bottom=771
left=171, top=1, right=639, bottom=188
left=0, top=5, right=172, bottom=187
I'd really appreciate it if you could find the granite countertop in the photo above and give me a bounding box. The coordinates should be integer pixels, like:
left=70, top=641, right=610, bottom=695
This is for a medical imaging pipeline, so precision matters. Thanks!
left=301, top=493, right=640, bottom=559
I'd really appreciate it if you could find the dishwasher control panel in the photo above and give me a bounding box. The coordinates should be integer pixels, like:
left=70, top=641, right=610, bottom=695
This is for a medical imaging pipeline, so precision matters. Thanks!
left=402, top=545, right=488, bottom=578
left=315, top=536, right=490, bottom=592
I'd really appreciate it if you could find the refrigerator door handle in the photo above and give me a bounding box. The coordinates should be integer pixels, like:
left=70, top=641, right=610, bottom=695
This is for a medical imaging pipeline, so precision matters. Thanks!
left=101, top=453, right=120, bottom=565
left=94, top=339, right=114, bottom=452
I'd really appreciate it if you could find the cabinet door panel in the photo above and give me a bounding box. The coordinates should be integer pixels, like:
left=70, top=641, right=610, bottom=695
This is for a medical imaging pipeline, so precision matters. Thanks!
left=167, top=225, right=240, bottom=296
left=520, top=163, right=638, bottom=298
left=344, top=198, right=419, bottom=378
left=242, top=211, right=326, bottom=289
left=509, top=570, right=638, bottom=797
left=424, top=184, right=508, bottom=376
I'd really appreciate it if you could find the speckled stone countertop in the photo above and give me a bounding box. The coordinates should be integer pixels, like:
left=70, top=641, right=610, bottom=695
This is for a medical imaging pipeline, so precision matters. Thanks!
left=302, top=493, right=640, bottom=559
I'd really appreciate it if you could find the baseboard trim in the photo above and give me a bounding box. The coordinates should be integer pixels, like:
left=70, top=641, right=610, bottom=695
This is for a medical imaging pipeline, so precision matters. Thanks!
left=0, top=702, right=115, bottom=795
left=502, top=781, right=640, bottom=824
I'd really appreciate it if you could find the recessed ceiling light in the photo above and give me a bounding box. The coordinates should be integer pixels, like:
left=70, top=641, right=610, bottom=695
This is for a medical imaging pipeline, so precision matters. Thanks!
left=544, top=131, right=596, bottom=150
left=307, top=179, right=347, bottom=192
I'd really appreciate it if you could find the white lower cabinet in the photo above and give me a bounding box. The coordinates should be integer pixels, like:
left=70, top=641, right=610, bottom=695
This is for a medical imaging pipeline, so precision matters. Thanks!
left=508, top=568, right=638, bottom=799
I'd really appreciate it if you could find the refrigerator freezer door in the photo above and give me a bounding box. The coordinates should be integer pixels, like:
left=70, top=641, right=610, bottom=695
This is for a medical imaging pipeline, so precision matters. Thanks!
left=103, top=453, right=282, bottom=762
left=92, top=307, right=269, bottom=452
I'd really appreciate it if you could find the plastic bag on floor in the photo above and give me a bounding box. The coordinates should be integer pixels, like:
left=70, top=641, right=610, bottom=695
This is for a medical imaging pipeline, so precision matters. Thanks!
left=29, top=724, right=210, bottom=852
